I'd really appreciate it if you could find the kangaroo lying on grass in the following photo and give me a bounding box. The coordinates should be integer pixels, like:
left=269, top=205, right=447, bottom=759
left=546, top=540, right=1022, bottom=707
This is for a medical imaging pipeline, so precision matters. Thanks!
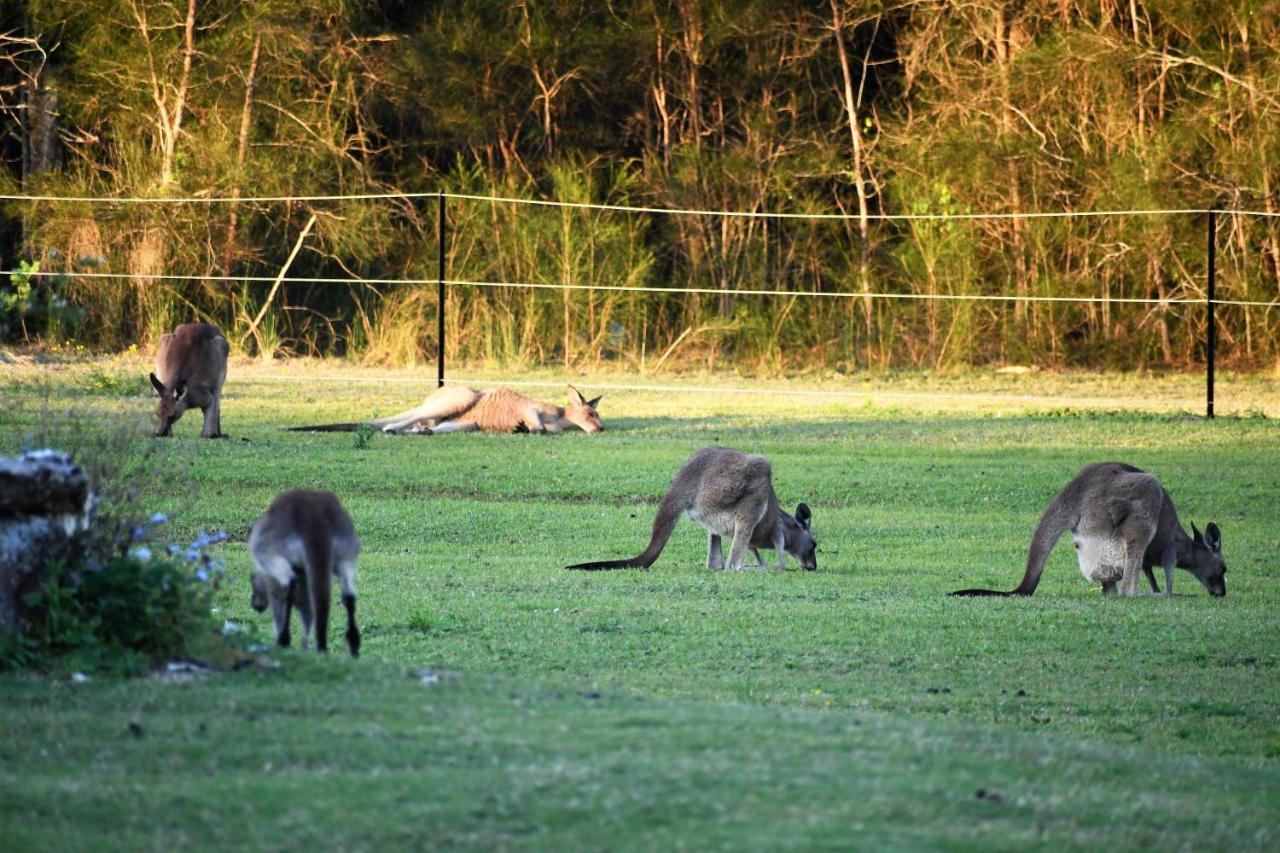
left=951, top=462, right=1227, bottom=598
left=288, top=384, right=604, bottom=435
left=567, top=446, right=817, bottom=572
left=249, top=489, right=361, bottom=657
left=149, top=323, right=229, bottom=438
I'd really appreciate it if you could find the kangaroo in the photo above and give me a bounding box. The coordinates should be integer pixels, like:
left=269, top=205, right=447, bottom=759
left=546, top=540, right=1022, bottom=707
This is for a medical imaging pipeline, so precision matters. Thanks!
left=567, top=446, right=817, bottom=572
left=149, top=323, right=230, bottom=438
left=288, top=384, right=603, bottom=436
left=248, top=489, right=361, bottom=657
left=951, top=462, right=1227, bottom=598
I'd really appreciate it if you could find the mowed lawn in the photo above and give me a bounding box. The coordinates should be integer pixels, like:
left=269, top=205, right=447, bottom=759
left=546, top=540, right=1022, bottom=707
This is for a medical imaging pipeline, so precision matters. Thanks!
left=1, top=359, right=1278, bottom=850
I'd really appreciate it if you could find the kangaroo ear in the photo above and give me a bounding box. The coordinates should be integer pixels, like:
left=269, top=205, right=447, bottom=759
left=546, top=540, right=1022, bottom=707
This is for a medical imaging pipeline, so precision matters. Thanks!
left=795, top=503, right=811, bottom=530
left=174, top=381, right=188, bottom=402
left=587, top=394, right=603, bottom=409
left=1191, top=522, right=1203, bottom=544
left=567, top=384, right=586, bottom=405
left=1204, top=522, right=1222, bottom=552
left=149, top=372, right=166, bottom=396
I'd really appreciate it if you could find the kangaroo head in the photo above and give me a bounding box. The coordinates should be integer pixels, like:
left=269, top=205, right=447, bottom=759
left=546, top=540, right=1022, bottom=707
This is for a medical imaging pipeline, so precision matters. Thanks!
left=249, top=572, right=271, bottom=613
left=149, top=372, right=189, bottom=436
left=784, top=502, right=817, bottom=571
left=1189, top=522, right=1227, bottom=597
left=565, top=384, right=604, bottom=434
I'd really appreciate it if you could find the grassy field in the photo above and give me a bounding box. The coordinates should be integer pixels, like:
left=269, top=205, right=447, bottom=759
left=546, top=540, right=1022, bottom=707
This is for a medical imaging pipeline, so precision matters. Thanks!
left=1, top=358, right=1278, bottom=850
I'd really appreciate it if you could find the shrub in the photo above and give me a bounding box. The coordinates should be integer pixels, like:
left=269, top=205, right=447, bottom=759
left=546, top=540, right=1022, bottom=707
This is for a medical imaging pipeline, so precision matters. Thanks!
left=1, top=512, right=232, bottom=675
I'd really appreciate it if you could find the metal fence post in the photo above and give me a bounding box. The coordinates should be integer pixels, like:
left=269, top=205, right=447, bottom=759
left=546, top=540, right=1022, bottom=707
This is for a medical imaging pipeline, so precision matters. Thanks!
left=437, top=190, right=446, bottom=389
left=1206, top=208, right=1216, bottom=419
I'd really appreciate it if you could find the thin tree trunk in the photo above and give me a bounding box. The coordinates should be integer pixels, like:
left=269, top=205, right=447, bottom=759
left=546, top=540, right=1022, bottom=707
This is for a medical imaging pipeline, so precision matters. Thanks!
left=135, top=0, right=197, bottom=187
left=830, top=0, right=873, bottom=364
left=994, top=7, right=1028, bottom=330
left=223, top=32, right=262, bottom=278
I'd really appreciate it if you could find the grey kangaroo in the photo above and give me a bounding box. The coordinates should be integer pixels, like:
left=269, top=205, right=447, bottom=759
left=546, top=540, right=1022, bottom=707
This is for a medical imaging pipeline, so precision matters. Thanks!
left=952, top=462, right=1226, bottom=598
left=567, top=446, right=817, bottom=571
left=249, top=489, right=361, bottom=657
left=288, top=384, right=603, bottom=436
left=149, top=323, right=229, bottom=438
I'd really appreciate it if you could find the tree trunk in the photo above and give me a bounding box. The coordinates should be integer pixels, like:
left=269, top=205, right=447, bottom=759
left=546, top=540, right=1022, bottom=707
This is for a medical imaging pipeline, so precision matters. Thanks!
left=222, top=32, right=262, bottom=279
left=830, top=0, right=873, bottom=364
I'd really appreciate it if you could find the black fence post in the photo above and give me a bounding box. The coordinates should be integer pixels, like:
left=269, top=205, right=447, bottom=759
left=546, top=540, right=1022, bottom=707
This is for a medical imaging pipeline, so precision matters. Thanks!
left=1206, top=208, right=1217, bottom=419
left=437, top=190, right=446, bottom=389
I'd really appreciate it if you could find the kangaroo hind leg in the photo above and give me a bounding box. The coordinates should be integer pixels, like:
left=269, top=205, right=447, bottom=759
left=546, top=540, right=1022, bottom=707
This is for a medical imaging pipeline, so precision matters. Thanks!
left=707, top=534, right=724, bottom=570
left=201, top=393, right=224, bottom=438
left=292, top=571, right=314, bottom=650
left=726, top=516, right=759, bottom=570
left=375, top=386, right=481, bottom=433
left=424, top=419, right=480, bottom=435
left=336, top=558, right=360, bottom=658
left=1118, top=520, right=1158, bottom=598
left=254, top=552, right=296, bottom=647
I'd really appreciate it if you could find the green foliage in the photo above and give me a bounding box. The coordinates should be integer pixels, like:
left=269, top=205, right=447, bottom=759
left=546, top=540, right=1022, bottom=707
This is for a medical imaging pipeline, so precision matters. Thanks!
left=0, top=399, right=228, bottom=674
left=4, top=549, right=220, bottom=676
left=353, top=421, right=375, bottom=449
left=84, top=369, right=147, bottom=397
left=0, top=260, right=35, bottom=325
left=77, top=554, right=212, bottom=661
left=0, top=260, right=86, bottom=343
left=4, top=1, right=1280, bottom=369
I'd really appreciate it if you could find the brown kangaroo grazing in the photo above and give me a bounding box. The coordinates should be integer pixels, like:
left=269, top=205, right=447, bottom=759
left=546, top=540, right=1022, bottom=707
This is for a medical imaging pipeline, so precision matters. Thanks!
left=951, top=462, right=1227, bottom=598
left=567, top=446, right=817, bottom=572
left=288, top=384, right=604, bottom=435
left=249, top=489, right=361, bottom=657
left=149, top=323, right=230, bottom=438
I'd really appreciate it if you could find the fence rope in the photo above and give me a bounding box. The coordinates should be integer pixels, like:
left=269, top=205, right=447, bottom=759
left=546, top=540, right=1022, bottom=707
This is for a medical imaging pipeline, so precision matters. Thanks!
left=231, top=373, right=1247, bottom=409
left=3, top=267, right=1276, bottom=308
left=2, top=189, right=1278, bottom=221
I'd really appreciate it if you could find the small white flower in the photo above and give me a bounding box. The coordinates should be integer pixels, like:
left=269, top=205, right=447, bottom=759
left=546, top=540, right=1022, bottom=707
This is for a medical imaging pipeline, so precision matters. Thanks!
left=132, top=546, right=151, bottom=561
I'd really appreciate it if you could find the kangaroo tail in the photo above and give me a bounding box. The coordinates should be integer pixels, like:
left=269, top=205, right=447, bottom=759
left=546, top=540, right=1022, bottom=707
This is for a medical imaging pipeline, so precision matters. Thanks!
left=566, top=487, right=686, bottom=571
left=949, top=501, right=1073, bottom=597
left=285, top=422, right=360, bottom=432
left=303, top=534, right=333, bottom=652
left=565, top=557, right=649, bottom=571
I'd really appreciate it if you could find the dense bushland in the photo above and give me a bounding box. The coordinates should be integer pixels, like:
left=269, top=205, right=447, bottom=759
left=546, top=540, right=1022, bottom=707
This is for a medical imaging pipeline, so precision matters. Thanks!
left=1, top=1, right=1277, bottom=370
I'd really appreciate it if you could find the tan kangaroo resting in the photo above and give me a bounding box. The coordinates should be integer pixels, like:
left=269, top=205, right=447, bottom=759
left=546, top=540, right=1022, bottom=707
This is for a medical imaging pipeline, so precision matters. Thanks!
left=288, top=384, right=603, bottom=436
left=567, top=446, right=817, bottom=572
left=149, top=323, right=230, bottom=438
left=249, top=489, right=361, bottom=657
left=951, top=462, right=1227, bottom=598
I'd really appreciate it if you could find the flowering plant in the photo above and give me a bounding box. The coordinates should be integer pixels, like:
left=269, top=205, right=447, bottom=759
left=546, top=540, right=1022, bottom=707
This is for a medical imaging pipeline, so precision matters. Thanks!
left=125, top=513, right=229, bottom=586
left=4, top=510, right=235, bottom=674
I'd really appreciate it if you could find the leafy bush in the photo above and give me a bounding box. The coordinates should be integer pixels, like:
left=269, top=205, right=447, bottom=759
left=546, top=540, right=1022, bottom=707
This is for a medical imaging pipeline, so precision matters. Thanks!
left=0, top=260, right=88, bottom=344
left=1, top=514, right=231, bottom=675
left=353, top=422, right=376, bottom=449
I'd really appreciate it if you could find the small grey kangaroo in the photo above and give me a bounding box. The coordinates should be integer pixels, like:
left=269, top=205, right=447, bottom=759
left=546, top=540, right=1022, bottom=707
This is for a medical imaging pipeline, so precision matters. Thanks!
left=148, top=323, right=229, bottom=438
left=249, top=489, right=361, bottom=657
left=951, top=462, right=1227, bottom=598
left=567, top=446, right=817, bottom=571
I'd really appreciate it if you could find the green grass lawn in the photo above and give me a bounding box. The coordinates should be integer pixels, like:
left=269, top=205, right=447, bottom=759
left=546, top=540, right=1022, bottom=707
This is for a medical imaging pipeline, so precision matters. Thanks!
left=2, top=358, right=1278, bottom=850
